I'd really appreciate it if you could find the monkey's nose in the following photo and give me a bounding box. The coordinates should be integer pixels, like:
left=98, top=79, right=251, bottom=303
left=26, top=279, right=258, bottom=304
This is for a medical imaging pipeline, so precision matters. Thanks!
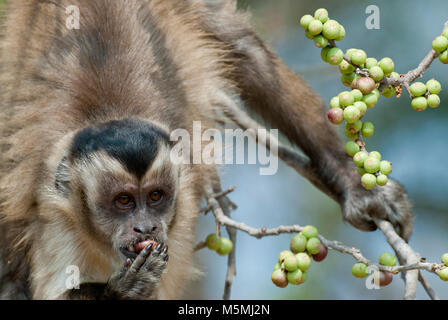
left=133, top=225, right=157, bottom=235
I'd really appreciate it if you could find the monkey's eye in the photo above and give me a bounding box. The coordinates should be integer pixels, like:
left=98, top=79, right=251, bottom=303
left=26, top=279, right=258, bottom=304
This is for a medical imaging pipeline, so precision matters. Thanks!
left=114, top=194, right=135, bottom=210
left=147, top=190, right=164, bottom=206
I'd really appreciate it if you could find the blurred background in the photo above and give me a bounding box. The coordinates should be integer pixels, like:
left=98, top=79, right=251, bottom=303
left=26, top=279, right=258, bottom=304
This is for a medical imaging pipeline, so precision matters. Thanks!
left=191, top=0, right=448, bottom=299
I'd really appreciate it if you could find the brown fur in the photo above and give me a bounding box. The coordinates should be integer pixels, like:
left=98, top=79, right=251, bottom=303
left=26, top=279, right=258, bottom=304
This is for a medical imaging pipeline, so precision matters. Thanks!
left=0, top=0, right=412, bottom=299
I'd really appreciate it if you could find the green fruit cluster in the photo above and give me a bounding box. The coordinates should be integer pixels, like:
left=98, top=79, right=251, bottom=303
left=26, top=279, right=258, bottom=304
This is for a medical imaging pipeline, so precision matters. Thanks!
left=271, top=225, right=328, bottom=288
left=353, top=150, right=392, bottom=189
left=409, top=79, right=442, bottom=111
left=433, top=29, right=448, bottom=64
left=205, top=233, right=233, bottom=256
left=351, top=252, right=397, bottom=287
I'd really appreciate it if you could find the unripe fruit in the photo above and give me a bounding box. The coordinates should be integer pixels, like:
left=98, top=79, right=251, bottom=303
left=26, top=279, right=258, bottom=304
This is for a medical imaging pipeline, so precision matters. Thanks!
left=378, top=172, right=390, bottom=185
left=328, top=108, right=344, bottom=125
left=361, top=121, right=374, bottom=138
left=357, top=166, right=367, bottom=175
left=411, top=97, right=428, bottom=111
left=305, top=29, right=314, bottom=40
left=382, top=86, right=396, bottom=98
left=379, top=57, right=394, bottom=75
left=335, top=25, right=346, bottom=41
left=364, top=157, right=380, bottom=174
left=287, top=269, right=303, bottom=285
left=217, top=237, right=233, bottom=255
left=271, top=269, right=288, bottom=288
left=353, top=151, right=369, bottom=167
left=314, top=35, right=328, bottom=48
left=355, top=77, right=376, bottom=94
left=296, top=252, right=311, bottom=272
left=330, top=96, right=340, bottom=108
left=299, top=272, right=308, bottom=284
left=350, top=49, right=367, bottom=66
left=346, top=129, right=358, bottom=140
left=442, top=253, right=448, bottom=266
left=321, top=46, right=331, bottom=63
left=362, top=92, right=378, bottom=108
left=284, top=255, right=299, bottom=272
left=338, top=91, right=355, bottom=106
left=352, top=263, right=369, bottom=278
left=365, top=57, right=378, bottom=69
left=426, top=79, right=441, bottom=94
left=346, top=120, right=363, bottom=134
left=351, top=89, right=363, bottom=101
left=206, top=233, right=219, bottom=250
left=427, top=94, right=440, bottom=108
left=278, top=250, right=294, bottom=263
left=314, top=8, right=329, bottom=23
left=302, top=225, right=319, bottom=239
left=379, top=252, right=397, bottom=266
left=341, top=73, right=357, bottom=87
left=312, top=244, right=328, bottom=262
left=361, top=173, right=377, bottom=190
left=378, top=271, right=393, bottom=287
left=344, top=106, right=361, bottom=124
left=306, top=237, right=321, bottom=255
left=439, top=50, right=448, bottom=64
left=339, top=60, right=355, bottom=74
left=373, top=88, right=380, bottom=99
left=327, top=47, right=344, bottom=65
left=369, top=151, right=382, bottom=160
left=322, top=20, right=341, bottom=40
left=345, top=141, right=360, bottom=157
left=390, top=72, right=401, bottom=79
left=290, top=233, right=308, bottom=253
left=432, top=36, right=448, bottom=53
left=409, top=82, right=427, bottom=97
left=308, top=19, right=323, bottom=36
left=274, top=262, right=281, bottom=271
left=439, top=268, right=448, bottom=282
left=345, top=48, right=357, bottom=60
left=300, top=14, right=314, bottom=29
left=443, top=29, right=448, bottom=39
left=369, top=66, right=384, bottom=82
left=380, top=161, right=392, bottom=176
left=354, top=101, right=368, bottom=116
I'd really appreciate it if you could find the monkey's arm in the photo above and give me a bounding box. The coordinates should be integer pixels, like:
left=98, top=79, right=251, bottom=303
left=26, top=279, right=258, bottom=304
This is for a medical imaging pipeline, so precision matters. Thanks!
left=201, top=2, right=412, bottom=239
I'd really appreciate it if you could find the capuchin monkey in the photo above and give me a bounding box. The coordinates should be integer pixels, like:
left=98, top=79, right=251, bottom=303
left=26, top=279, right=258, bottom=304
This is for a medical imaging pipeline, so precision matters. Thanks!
left=0, top=0, right=412, bottom=299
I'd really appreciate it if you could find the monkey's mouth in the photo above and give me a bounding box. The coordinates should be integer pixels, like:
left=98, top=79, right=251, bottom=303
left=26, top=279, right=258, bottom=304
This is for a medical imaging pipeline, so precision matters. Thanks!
left=119, top=239, right=159, bottom=259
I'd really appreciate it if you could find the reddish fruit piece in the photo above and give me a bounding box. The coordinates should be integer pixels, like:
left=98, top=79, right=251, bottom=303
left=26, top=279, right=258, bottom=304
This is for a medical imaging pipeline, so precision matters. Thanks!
left=327, top=108, right=344, bottom=125
left=378, top=271, right=393, bottom=287
left=312, top=243, right=328, bottom=262
left=271, top=270, right=288, bottom=288
left=135, top=240, right=158, bottom=253
left=355, top=77, right=376, bottom=94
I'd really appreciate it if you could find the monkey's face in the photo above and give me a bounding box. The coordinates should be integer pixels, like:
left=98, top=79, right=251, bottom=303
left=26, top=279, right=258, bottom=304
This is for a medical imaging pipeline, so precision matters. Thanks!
left=63, top=119, right=179, bottom=259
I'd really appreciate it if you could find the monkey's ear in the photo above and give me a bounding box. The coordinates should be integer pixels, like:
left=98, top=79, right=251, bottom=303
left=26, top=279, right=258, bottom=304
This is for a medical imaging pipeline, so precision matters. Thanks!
left=55, top=156, right=72, bottom=196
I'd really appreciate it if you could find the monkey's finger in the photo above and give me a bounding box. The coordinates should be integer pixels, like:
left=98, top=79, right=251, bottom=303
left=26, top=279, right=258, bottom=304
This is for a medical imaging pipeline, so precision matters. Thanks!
left=129, top=242, right=155, bottom=273
left=160, top=245, right=168, bottom=255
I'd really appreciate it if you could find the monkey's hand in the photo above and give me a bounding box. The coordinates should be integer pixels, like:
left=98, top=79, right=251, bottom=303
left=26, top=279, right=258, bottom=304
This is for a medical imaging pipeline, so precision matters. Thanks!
left=342, top=172, right=413, bottom=241
left=106, top=242, right=168, bottom=300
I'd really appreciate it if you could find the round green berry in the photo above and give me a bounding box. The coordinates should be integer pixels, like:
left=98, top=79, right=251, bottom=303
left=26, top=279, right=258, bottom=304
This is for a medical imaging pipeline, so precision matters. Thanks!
left=351, top=89, right=363, bottom=101
left=426, top=79, right=441, bottom=94
left=364, top=157, right=380, bottom=173
left=305, top=29, right=314, bottom=40
left=345, top=48, right=357, bottom=60
left=308, top=19, right=323, bottom=36
left=287, top=268, right=303, bottom=285
left=346, top=120, right=363, bottom=134
left=302, top=225, right=319, bottom=239
left=344, top=106, right=361, bottom=124
left=327, top=47, right=344, bottom=65
left=369, top=66, right=384, bottom=82
left=357, top=166, right=366, bottom=175
left=290, top=233, right=308, bottom=253
left=361, top=121, right=374, bottom=138
left=306, top=237, right=321, bottom=255
left=300, top=14, right=314, bottom=29
left=217, top=237, right=233, bottom=255
left=353, top=151, right=369, bottom=167
left=381, top=86, right=396, bottom=98
left=443, top=29, right=448, bottom=39
left=439, top=268, right=448, bottom=282
left=330, top=96, right=340, bottom=108
left=338, top=91, right=355, bottom=106
left=320, top=46, right=331, bottom=63
left=299, top=272, right=308, bottom=284
left=362, top=92, right=378, bottom=108
left=355, top=77, right=376, bottom=94
left=377, top=174, right=389, bottom=185
left=335, top=25, right=346, bottom=41
left=314, top=8, right=329, bottom=23
left=432, top=36, right=448, bottom=53
left=379, top=252, right=397, bottom=266
left=314, top=35, right=328, bottom=48
left=351, top=49, right=367, bottom=66
left=339, top=60, right=355, bottom=74
left=206, top=233, right=219, bottom=250
left=322, top=20, right=341, bottom=40
left=341, top=73, right=357, bottom=87
left=365, top=57, right=378, bottom=69
left=278, top=250, right=294, bottom=263
left=427, top=94, right=440, bottom=108
left=439, top=50, right=448, bottom=64
left=352, top=263, right=369, bottom=278
left=369, top=151, right=382, bottom=160
left=411, top=97, right=428, bottom=111
left=379, top=57, right=394, bottom=75
left=354, top=101, right=368, bottom=116
left=296, top=252, right=311, bottom=272
left=345, top=141, right=360, bottom=157
left=284, top=255, right=299, bottom=272
left=271, top=269, right=288, bottom=288
left=274, top=262, right=281, bottom=271
left=380, top=161, right=392, bottom=176
left=410, top=82, right=427, bottom=97
left=442, top=253, right=448, bottom=266
left=361, top=173, right=377, bottom=190
left=345, top=129, right=358, bottom=140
